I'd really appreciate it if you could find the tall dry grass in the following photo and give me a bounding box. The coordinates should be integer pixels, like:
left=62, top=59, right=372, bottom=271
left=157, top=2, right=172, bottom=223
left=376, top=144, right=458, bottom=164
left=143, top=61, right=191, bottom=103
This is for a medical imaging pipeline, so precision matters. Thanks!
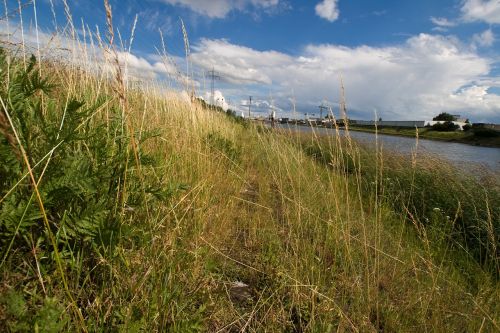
left=0, top=1, right=498, bottom=332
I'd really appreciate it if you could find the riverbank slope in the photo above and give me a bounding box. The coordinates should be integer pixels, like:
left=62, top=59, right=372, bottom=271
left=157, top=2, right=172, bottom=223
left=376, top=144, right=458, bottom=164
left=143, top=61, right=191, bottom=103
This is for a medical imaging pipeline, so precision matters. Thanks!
left=1, top=53, right=499, bottom=331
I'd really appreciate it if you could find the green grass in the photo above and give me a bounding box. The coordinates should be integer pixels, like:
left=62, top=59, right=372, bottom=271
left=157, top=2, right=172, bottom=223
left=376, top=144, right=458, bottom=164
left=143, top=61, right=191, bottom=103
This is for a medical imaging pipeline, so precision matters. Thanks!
left=1, top=26, right=499, bottom=333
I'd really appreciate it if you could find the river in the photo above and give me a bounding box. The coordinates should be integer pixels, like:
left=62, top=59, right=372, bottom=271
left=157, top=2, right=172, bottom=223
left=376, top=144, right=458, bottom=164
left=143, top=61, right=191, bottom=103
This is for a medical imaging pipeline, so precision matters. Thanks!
left=275, top=123, right=500, bottom=171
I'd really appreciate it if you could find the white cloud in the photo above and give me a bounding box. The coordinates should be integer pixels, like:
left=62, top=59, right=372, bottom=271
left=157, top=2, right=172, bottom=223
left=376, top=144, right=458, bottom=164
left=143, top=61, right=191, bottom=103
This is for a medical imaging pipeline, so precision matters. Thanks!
left=191, top=38, right=293, bottom=85
left=472, top=28, right=495, bottom=48
left=3, top=20, right=498, bottom=122
left=432, top=26, right=450, bottom=33
left=190, top=34, right=500, bottom=121
left=160, top=0, right=280, bottom=18
left=0, top=20, right=182, bottom=86
left=203, top=90, right=230, bottom=110
left=139, top=9, right=174, bottom=34
left=430, top=16, right=457, bottom=27
left=461, top=0, right=500, bottom=24
left=315, top=0, right=340, bottom=22
left=117, top=51, right=178, bottom=81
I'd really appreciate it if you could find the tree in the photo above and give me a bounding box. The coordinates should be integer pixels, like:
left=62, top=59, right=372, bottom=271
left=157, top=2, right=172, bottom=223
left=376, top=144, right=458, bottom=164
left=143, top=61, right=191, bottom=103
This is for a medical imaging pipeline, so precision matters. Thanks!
left=432, top=121, right=459, bottom=131
left=433, top=112, right=455, bottom=121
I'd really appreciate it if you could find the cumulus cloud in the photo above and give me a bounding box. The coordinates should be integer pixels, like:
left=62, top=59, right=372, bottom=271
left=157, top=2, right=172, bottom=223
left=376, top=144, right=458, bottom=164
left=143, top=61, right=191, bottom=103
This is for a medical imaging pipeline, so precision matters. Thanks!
left=461, top=0, right=500, bottom=24
left=3, top=20, right=498, bottom=122
left=430, top=16, right=457, bottom=27
left=0, top=20, right=181, bottom=86
left=160, top=0, right=280, bottom=18
left=315, top=0, right=340, bottom=22
left=191, top=38, right=293, bottom=84
left=472, top=29, right=495, bottom=48
left=116, top=51, right=178, bottom=81
left=190, top=34, right=500, bottom=121
left=203, top=90, right=230, bottom=110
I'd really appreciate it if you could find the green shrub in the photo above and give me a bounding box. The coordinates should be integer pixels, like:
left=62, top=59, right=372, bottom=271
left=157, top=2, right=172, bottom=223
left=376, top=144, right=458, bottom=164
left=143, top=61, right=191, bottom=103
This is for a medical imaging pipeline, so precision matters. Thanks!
left=2, top=55, right=118, bottom=258
left=473, top=128, right=500, bottom=138
left=433, top=112, right=455, bottom=121
left=431, top=121, right=459, bottom=131
left=302, top=141, right=356, bottom=174
left=0, top=290, right=68, bottom=332
left=225, top=109, right=249, bottom=128
left=0, top=52, right=162, bottom=296
left=205, top=132, right=241, bottom=163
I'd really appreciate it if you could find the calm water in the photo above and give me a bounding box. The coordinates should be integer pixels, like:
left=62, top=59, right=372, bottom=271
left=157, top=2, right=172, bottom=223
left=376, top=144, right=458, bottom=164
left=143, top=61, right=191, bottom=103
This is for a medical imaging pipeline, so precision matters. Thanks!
left=275, top=124, right=500, bottom=171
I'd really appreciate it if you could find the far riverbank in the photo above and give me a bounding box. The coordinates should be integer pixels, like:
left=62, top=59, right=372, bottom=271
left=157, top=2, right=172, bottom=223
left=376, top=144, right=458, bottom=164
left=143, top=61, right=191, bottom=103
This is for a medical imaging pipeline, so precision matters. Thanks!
left=346, top=125, right=500, bottom=148
left=273, top=123, right=500, bottom=170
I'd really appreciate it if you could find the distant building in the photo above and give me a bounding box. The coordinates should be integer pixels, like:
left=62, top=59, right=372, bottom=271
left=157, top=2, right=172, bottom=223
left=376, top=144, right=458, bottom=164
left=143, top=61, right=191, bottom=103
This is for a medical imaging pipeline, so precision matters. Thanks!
left=351, top=120, right=426, bottom=128
left=350, top=119, right=470, bottom=130
left=307, top=118, right=322, bottom=126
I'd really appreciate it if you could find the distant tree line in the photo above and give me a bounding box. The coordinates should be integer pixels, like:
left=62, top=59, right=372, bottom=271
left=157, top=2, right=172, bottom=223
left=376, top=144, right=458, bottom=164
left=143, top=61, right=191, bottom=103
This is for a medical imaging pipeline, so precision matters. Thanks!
left=433, top=112, right=455, bottom=121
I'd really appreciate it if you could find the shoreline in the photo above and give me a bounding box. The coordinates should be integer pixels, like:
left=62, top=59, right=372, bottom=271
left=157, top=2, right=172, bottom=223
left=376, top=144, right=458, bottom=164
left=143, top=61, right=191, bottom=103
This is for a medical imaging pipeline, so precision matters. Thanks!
left=265, top=121, right=500, bottom=148
left=344, top=126, right=500, bottom=148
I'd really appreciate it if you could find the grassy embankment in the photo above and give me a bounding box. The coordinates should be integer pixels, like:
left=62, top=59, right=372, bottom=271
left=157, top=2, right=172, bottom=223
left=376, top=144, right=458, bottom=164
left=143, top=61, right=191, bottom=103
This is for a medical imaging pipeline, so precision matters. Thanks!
left=1, top=11, right=499, bottom=333
left=348, top=125, right=500, bottom=147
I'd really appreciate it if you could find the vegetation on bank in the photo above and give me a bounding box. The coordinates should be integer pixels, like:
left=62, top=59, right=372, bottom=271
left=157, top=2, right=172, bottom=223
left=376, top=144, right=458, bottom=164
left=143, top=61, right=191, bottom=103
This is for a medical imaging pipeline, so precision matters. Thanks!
left=296, top=130, right=499, bottom=273
left=0, top=47, right=499, bottom=332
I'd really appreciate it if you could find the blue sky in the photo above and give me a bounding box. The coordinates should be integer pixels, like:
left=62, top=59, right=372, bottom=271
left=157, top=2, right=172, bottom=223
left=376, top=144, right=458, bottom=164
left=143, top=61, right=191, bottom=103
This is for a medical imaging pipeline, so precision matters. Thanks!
left=3, top=0, right=500, bottom=122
